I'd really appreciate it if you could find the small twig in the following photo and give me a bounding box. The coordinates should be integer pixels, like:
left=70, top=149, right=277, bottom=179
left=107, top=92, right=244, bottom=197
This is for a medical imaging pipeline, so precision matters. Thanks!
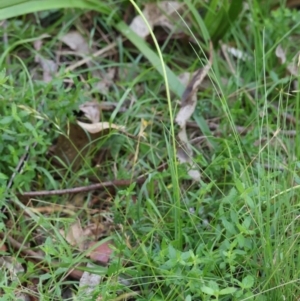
left=64, top=41, right=118, bottom=73
left=20, top=176, right=147, bottom=197
left=0, top=232, right=42, bottom=260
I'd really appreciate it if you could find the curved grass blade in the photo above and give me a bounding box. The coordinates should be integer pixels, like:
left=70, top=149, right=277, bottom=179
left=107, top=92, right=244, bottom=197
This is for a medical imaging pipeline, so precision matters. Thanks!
left=115, top=21, right=185, bottom=99
left=0, top=0, right=110, bottom=20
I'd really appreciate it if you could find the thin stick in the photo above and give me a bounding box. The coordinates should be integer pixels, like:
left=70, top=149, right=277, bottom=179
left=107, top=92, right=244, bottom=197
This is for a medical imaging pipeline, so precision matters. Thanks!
left=64, top=41, right=118, bottom=73
left=20, top=176, right=147, bottom=197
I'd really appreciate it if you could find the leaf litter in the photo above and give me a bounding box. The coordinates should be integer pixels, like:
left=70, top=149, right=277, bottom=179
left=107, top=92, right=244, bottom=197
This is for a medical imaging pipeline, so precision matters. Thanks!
left=59, top=30, right=116, bottom=94
left=175, top=42, right=213, bottom=181
left=60, top=219, right=114, bottom=299
left=49, top=99, right=125, bottom=171
left=275, top=44, right=300, bottom=90
left=34, top=38, right=58, bottom=83
left=59, top=220, right=114, bottom=265
left=77, top=100, right=125, bottom=133
left=3, top=2, right=221, bottom=300
left=129, top=1, right=186, bottom=39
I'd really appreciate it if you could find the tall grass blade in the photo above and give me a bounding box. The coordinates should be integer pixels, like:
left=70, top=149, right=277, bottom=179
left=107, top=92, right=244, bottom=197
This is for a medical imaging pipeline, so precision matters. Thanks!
left=0, top=0, right=110, bottom=20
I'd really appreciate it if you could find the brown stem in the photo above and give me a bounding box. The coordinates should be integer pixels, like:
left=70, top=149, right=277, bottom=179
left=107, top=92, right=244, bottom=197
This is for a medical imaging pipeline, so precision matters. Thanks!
left=19, top=176, right=147, bottom=197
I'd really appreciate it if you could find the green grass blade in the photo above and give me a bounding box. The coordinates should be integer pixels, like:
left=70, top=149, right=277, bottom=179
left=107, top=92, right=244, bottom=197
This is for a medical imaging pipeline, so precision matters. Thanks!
left=185, top=0, right=210, bottom=43
left=0, top=0, right=28, bottom=9
left=0, top=0, right=110, bottom=20
left=204, top=0, right=220, bottom=26
left=203, top=0, right=243, bottom=44
left=115, top=21, right=185, bottom=99
left=211, top=0, right=243, bottom=43
left=204, top=0, right=226, bottom=41
left=115, top=20, right=215, bottom=152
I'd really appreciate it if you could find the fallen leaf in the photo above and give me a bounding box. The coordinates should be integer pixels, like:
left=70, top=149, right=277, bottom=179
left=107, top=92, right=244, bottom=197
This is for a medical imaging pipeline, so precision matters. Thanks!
left=35, top=57, right=57, bottom=82
left=275, top=44, right=287, bottom=65
left=77, top=120, right=125, bottom=134
left=59, top=31, right=116, bottom=95
left=177, top=127, right=201, bottom=181
left=78, top=262, right=102, bottom=297
left=175, top=42, right=213, bottom=181
left=0, top=238, right=7, bottom=252
left=60, top=220, right=85, bottom=248
left=275, top=44, right=299, bottom=76
left=177, top=71, right=219, bottom=92
left=59, top=31, right=89, bottom=54
left=34, top=39, right=58, bottom=82
left=130, top=15, right=151, bottom=39
left=130, top=1, right=185, bottom=39
left=0, top=256, right=24, bottom=280
left=87, top=240, right=114, bottom=264
left=50, top=123, right=102, bottom=170
left=93, top=67, right=116, bottom=95
left=79, top=101, right=101, bottom=123
left=60, top=221, right=113, bottom=262
left=49, top=100, right=124, bottom=170
left=221, top=44, right=251, bottom=61
left=82, top=223, right=110, bottom=240
left=175, top=102, right=197, bottom=128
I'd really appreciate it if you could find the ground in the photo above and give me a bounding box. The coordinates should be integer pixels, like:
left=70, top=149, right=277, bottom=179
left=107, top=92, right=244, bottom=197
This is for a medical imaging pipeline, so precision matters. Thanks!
left=0, top=1, right=300, bottom=301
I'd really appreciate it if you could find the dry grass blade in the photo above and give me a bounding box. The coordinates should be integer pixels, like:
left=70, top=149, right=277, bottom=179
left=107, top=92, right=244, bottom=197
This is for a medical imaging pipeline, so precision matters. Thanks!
left=77, top=120, right=125, bottom=134
left=64, top=41, right=117, bottom=73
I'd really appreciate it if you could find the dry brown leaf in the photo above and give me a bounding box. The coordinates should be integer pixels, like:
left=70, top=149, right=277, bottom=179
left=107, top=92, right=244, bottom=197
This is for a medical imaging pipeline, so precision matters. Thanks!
left=176, top=62, right=212, bottom=127
left=0, top=238, right=7, bottom=252
left=87, top=240, right=114, bottom=264
left=34, top=39, right=58, bottom=82
left=50, top=123, right=101, bottom=170
left=49, top=100, right=124, bottom=170
left=275, top=44, right=299, bottom=76
left=60, top=31, right=116, bottom=95
left=79, top=101, right=101, bottom=123
left=130, top=1, right=185, bottom=39
left=59, top=31, right=89, bottom=54
left=78, top=262, right=102, bottom=297
left=177, top=127, right=201, bottom=181
left=61, top=221, right=113, bottom=266
left=60, top=220, right=85, bottom=248
left=221, top=44, right=250, bottom=61
left=77, top=120, right=125, bottom=134
left=0, top=256, right=25, bottom=280
left=175, top=42, right=213, bottom=181
left=93, top=67, right=116, bottom=95
left=275, top=44, right=286, bottom=63
left=178, top=71, right=218, bottom=91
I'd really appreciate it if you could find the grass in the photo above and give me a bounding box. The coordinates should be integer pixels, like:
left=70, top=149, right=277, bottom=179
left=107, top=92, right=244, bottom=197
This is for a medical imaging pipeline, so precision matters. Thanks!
left=1, top=0, right=300, bottom=300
